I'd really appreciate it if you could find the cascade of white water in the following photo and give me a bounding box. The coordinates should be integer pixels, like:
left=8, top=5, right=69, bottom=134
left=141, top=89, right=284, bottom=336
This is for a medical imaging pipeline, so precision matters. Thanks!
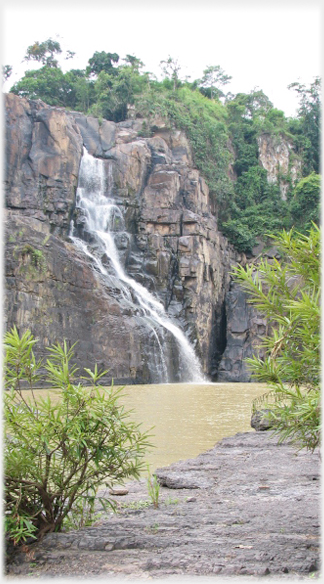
left=70, top=147, right=205, bottom=383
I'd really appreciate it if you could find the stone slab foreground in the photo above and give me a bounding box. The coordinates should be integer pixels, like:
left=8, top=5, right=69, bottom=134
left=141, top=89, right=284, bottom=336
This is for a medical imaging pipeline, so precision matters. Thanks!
left=7, top=431, right=320, bottom=579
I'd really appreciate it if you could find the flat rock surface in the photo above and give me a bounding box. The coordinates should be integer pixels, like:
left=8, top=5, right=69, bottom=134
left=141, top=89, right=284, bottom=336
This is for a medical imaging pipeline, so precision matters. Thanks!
left=7, top=432, right=321, bottom=579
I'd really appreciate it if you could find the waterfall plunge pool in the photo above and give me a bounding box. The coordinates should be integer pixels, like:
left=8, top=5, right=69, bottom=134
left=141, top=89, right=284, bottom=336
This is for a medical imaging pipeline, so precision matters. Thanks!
left=19, top=382, right=268, bottom=472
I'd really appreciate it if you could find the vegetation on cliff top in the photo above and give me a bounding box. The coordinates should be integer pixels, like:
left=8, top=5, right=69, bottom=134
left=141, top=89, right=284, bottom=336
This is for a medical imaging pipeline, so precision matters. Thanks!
left=4, top=41, right=321, bottom=252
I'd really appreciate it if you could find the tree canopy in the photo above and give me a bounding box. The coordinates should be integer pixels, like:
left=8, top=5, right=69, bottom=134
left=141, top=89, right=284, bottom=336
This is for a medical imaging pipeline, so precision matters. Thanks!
left=86, top=51, right=120, bottom=77
left=288, top=77, right=321, bottom=175
left=24, top=39, right=63, bottom=68
left=197, top=65, right=232, bottom=100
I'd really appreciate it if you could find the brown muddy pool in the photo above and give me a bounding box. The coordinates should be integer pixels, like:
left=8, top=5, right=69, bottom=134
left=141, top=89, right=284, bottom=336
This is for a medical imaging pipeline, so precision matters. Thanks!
left=20, top=382, right=268, bottom=472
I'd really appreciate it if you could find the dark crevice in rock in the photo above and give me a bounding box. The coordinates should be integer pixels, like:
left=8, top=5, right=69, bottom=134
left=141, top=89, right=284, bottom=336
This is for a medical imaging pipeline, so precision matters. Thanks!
left=209, top=300, right=227, bottom=380
left=179, top=213, right=183, bottom=236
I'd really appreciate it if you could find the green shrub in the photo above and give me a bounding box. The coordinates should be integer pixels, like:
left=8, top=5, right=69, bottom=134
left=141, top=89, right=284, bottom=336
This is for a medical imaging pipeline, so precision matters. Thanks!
left=20, top=244, right=47, bottom=274
left=232, top=225, right=320, bottom=451
left=290, top=172, right=321, bottom=231
left=221, top=219, right=256, bottom=253
left=4, top=327, right=152, bottom=546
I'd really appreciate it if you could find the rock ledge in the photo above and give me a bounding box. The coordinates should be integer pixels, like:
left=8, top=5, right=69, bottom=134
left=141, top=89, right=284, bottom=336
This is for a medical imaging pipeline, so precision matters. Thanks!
left=8, top=431, right=320, bottom=579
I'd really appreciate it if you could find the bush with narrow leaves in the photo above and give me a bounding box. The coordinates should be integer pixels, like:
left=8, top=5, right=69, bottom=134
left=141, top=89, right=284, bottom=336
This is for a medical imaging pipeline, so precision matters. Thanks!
left=232, top=225, right=320, bottom=452
left=4, top=328, right=152, bottom=546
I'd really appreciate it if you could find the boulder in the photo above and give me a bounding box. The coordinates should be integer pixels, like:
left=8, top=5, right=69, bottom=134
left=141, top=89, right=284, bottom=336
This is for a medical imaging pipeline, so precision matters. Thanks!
left=251, top=409, right=275, bottom=431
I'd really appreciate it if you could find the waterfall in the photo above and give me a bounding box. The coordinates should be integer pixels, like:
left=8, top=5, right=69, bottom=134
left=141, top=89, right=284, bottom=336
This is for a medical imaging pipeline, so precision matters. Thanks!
left=70, top=147, right=205, bottom=383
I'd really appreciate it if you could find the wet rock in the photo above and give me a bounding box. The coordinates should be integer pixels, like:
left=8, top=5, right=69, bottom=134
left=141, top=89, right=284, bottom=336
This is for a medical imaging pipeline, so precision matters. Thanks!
left=72, top=112, right=116, bottom=157
left=4, top=211, right=150, bottom=385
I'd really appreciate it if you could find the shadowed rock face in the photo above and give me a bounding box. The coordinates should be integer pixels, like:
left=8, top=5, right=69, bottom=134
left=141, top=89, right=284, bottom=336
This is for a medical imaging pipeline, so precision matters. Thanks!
left=5, top=93, right=261, bottom=383
left=217, top=281, right=268, bottom=382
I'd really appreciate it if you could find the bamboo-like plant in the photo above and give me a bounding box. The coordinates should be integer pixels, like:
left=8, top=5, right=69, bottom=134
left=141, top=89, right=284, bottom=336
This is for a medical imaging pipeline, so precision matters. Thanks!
left=232, top=225, right=320, bottom=452
left=4, top=327, right=152, bottom=546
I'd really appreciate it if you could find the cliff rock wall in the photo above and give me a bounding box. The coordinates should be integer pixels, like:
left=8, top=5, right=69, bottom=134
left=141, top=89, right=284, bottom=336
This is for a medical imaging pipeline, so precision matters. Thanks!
left=5, top=93, right=247, bottom=383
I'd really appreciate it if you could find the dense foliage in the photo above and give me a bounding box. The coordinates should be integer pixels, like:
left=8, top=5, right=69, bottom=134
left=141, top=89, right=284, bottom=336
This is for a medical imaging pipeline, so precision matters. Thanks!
left=232, top=225, right=320, bottom=451
left=6, top=40, right=321, bottom=252
left=4, top=328, right=151, bottom=546
left=289, top=172, right=321, bottom=233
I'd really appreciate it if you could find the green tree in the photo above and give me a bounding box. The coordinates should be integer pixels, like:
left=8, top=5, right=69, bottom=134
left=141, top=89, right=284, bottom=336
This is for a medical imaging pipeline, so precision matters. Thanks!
left=221, top=219, right=256, bottom=253
left=234, top=165, right=269, bottom=209
left=227, top=89, right=273, bottom=121
left=10, top=66, right=67, bottom=106
left=123, top=54, right=144, bottom=72
left=10, top=66, right=94, bottom=112
left=86, top=51, right=120, bottom=77
left=24, top=38, right=62, bottom=68
left=245, top=89, right=273, bottom=119
left=288, top=77, right=321, bottom=175
left=64, top=69, right=95, bottom=111
left=197, top=64, right=232, bottom=100
left=4, top=328, right=152, bottom=545
left=227, top=96, right=259, bottom=177
left=232, top=225, right=320, bottom=451
left=90, top=64, right=149, bottom=122
left=160, top=56, right=182, bottom=91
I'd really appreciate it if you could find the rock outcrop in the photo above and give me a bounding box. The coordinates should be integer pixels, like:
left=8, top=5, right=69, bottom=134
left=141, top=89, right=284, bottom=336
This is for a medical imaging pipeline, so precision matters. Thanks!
left=5, top=93, right=83, bottom=234
left=5, top=93, right=241, bottom=383
left=257, top=132, right=302, bottom=200
left=251, top=408, right=274, bottom=431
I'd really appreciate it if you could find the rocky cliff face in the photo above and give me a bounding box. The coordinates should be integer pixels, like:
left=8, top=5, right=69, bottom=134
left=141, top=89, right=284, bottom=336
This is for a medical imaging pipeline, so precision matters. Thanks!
left=217, top=281, right=268, bottom=382
left=257, top=133, right=302, bottom=200
left=5, top=93, right=248, bottom=384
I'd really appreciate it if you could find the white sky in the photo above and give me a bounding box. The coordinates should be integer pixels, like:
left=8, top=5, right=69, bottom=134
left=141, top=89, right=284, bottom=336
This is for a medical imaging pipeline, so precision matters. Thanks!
left=1, top=0, right=322, bottom=118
